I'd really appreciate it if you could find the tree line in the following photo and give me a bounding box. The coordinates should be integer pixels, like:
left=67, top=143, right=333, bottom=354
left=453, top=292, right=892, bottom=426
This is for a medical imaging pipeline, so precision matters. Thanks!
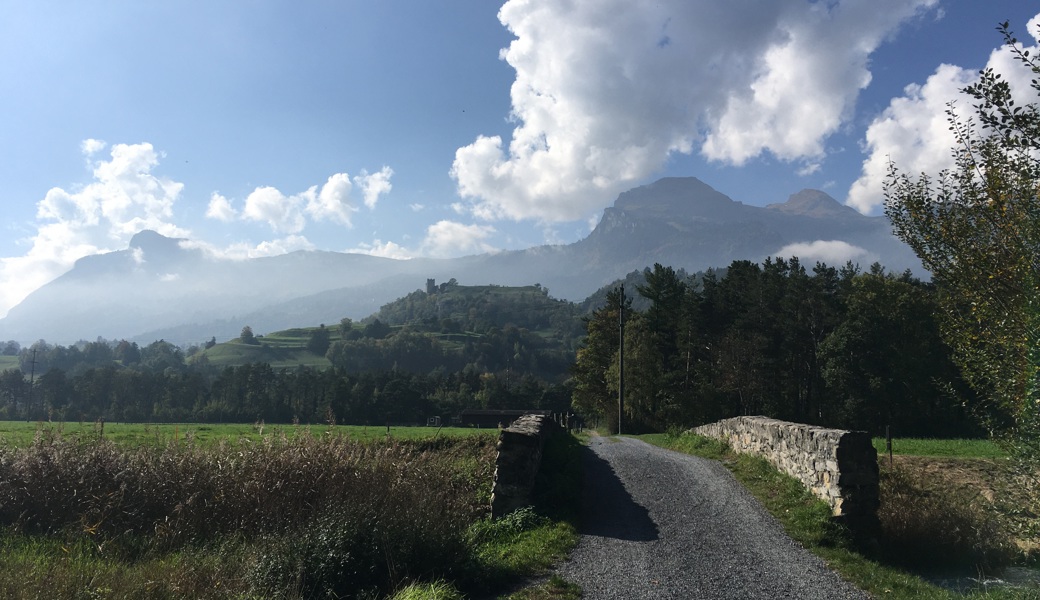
left=0, top=253, right=1011, bottom=442
left=0, top=310, right=576, bottom=424
left=572, top=259, right=986, bottom=437
left=0, top=360, right=570, bottom=425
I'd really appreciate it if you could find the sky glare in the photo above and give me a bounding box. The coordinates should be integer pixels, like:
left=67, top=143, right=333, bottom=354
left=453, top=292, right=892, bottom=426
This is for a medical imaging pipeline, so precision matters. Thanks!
left=1, top=0, right=1039, bottom=318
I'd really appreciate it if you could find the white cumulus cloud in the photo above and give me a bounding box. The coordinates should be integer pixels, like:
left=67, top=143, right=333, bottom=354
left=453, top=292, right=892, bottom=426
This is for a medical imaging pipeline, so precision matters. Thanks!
left=354, top=167, right=394, bottom=210
left=451, top=0, right=937, bottom=224
left=420, top=221, right=497, bottom=258
left=773, top=240, right=872, bottom=266
left=350, top=239, right=415, bottom=260
left=1, top=142, right=397, bottom=319
left=307, top=173, right=356, bottom=226
left=243, top=186, right=309, bottom=234
left=80, top=138, right=107, bottom=156
left=225, top=168, right=394, bottom=232
left=848, top=13, right=1040, bottom=213
left=187, top=235, right=317, bottom=261
left=206, top=192, right=237, bottom=222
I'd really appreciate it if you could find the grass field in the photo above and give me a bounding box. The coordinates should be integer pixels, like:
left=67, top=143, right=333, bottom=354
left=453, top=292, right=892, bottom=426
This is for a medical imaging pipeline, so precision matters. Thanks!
left=872, top=437, right=1008, bottom=459
left=0, top=356, right=18, bottom=371
left=198, top=322, right=495, bottom=369
left=0, top=420, right=497, bottom=448
left=197, top=337, right=333, bottom=368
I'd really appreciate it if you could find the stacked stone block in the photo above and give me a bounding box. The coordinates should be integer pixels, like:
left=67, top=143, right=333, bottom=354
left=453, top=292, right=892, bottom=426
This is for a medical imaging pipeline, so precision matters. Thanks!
left=694, top=416, right=879, bottom=521
left=490, top=414, right=557, bottom=518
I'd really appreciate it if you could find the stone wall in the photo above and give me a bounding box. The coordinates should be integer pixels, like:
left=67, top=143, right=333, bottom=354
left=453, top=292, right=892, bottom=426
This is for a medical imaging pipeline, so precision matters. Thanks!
left=490, top=413, right=558, bottom=518
left=694, top=416, right=879, bottom=520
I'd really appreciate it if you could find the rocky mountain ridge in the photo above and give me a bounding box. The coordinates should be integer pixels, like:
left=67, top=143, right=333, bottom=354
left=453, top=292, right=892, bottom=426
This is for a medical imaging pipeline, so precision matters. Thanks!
left=0, top=177, right=921, bottom=345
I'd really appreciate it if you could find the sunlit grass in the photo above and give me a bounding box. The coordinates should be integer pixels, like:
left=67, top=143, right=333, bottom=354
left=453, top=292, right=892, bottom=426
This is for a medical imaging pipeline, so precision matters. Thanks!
left=0, top=420, right=495, bottom=448
left=0, top=534, right=249, bottom=599
left=872, top=437, right=1007, bottom=459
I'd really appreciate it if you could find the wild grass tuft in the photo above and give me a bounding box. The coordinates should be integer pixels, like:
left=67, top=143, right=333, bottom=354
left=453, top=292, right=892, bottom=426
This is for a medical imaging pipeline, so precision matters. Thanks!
left=389, top=580, right=464, bottom=600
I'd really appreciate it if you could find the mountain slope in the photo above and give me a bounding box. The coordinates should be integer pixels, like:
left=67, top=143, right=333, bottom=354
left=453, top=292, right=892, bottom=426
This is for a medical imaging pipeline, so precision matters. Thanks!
left=0, top=177, right=922, bottom=345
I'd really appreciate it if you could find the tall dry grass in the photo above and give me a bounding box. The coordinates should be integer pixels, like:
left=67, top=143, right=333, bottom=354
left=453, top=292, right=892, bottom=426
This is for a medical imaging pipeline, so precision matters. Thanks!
left=0, top=430, right=497, bottom=598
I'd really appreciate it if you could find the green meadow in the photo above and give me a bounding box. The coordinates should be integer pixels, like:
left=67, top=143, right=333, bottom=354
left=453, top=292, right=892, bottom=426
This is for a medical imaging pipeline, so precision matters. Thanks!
left=0, top=420, right=496, bottom=448
left=872, top=437, right=1007, bottom=459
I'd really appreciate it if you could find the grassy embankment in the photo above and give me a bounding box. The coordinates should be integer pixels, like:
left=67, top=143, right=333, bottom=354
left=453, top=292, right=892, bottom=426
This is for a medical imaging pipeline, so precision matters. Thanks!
left=0, top=422, right=582, bottom=599
left=641, top=433, right=1039, bottom=600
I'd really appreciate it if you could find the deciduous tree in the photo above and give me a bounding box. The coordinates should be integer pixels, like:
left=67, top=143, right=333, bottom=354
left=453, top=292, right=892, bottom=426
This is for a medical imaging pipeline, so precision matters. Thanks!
left=885, top=22, right=1040, bottom=457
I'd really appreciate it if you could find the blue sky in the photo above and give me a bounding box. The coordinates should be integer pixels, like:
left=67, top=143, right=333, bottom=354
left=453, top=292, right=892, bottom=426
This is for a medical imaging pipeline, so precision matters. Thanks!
left=1, top=0, right=1038, bottom=318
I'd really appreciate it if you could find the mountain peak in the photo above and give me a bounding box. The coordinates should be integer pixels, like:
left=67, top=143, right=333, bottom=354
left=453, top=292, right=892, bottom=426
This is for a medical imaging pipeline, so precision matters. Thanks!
left=129, top=230, right=187, bottom=255
left=766, top=189, right=862, bottom=218
left=612, top=177, right=744, bottom=218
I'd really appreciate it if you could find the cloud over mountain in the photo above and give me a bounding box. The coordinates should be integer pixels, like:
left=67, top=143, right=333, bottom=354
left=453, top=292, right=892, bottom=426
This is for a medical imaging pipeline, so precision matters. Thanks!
left=848, top=13, right=1040, bottom=213
left=0, top=141, right=189, bottom=318
left=215, top=168, right=395, bottom=232
left=451, top=0, right=937, bottom=224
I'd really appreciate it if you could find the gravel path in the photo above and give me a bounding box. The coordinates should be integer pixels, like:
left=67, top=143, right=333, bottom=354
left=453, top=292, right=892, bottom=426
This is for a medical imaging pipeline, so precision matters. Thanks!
left=555, top=435, right=869, bottom=599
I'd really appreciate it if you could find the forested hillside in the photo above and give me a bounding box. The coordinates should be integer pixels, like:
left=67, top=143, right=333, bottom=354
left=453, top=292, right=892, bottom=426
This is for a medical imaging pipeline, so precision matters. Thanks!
left=0, top=265, right=987, bottom=438
left=326, top=280, right=585, bottom=382
left=0, top=282, right=582, bottom=424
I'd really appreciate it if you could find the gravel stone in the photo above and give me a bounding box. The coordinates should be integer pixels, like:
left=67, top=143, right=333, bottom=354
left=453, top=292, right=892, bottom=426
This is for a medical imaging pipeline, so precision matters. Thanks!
left=555, top=436, right=869, bottom=599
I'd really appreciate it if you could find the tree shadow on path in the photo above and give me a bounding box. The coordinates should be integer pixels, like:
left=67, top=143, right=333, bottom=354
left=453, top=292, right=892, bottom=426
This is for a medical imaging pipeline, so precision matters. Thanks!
left=577, top=444, right=659, bottom=542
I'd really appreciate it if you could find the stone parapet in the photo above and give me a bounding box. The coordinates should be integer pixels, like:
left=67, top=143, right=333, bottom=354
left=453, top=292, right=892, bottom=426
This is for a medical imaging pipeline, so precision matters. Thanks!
left=694, top=416, right=879, bottom=520
left=490, top=413, right=558, bottom=518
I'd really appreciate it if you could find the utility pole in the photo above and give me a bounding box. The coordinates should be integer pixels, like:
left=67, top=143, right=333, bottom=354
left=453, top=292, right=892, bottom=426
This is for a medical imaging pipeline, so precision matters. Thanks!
left=25, top=348, right=37, bottom=422
left=618, top=284, right=625, bottom=435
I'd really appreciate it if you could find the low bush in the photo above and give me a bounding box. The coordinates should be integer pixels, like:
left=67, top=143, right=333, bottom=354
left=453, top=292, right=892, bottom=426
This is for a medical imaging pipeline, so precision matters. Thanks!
left=0, top=432, right=493, bottom=543
left=251, top=502, right=468, bottom=599
left=877, top=464, right=1017, bottom=574
left=467, top=506, right=548, bottom=547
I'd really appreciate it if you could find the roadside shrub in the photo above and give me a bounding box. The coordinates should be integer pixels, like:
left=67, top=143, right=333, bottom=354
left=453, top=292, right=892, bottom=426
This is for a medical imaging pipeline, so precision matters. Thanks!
left=878, top=465, right=1016, bottom=573
left=467, top=506, right=548, bottom=547
left=250, top=503, right=459, bottom=599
